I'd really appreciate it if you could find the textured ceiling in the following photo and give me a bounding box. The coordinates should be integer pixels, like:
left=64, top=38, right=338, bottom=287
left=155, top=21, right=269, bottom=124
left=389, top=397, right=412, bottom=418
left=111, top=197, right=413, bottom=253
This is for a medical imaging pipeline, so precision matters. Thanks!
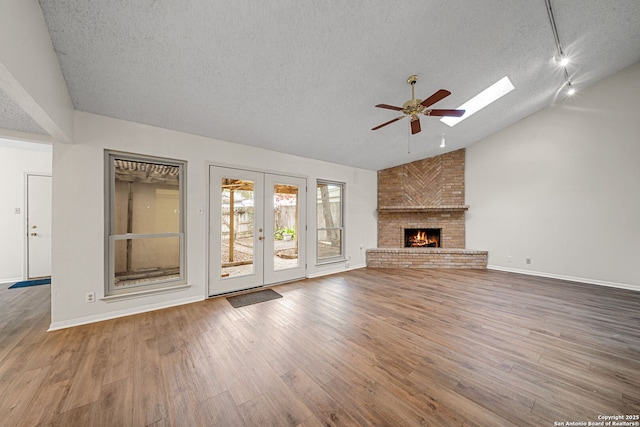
left=31, top=1, right=640, bottom=170
left=0, top=88, right=47, bottom=135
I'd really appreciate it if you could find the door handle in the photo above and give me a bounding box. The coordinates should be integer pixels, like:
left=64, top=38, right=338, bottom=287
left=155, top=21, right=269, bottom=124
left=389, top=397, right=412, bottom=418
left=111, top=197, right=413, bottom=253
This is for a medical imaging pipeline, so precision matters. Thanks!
left=30, top=232, right=38, bottom=236
left=258, top=236, right=264, bottom=240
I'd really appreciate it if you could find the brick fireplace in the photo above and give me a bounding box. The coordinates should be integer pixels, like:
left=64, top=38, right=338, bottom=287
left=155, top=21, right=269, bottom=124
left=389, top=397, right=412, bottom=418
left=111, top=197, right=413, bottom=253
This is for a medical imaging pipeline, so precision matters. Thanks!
left=367, top=149, right=488, bottom=269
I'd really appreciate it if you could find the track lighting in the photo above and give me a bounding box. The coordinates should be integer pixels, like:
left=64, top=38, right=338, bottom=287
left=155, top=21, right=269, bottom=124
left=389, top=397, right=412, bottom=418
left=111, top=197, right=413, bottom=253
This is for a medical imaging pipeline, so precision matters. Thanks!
left=546, top=0, right=576, bottom=97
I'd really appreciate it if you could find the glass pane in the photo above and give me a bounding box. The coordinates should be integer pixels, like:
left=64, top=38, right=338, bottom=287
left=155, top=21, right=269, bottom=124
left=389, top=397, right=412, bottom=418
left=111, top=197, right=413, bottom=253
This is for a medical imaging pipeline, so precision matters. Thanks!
left=114, top=160, right=180, bottom=235
left=316, top=183, right=341, bottom=228
left=317, top=229, right=342, bottom=259
left=273, top=183, right=299, bottom=271
left=114, top=236, right=180, bottom=287
left=221, top=178, right=254, bottom=278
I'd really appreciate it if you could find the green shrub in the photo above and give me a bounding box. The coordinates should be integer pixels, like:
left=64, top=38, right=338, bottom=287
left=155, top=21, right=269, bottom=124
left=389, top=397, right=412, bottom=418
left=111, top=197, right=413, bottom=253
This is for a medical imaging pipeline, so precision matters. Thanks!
left=274, top=227, right=296, bottom=240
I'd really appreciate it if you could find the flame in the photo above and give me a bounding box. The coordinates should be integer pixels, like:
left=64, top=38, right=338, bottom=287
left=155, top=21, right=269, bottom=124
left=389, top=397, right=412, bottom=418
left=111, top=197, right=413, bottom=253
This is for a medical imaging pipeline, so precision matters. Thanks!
left=407, top=229, right=439, bottom=247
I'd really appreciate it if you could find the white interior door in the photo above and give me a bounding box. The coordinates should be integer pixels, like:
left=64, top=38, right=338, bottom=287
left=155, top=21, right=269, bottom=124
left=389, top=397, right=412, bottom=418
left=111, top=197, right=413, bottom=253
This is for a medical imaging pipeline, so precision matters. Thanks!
left=208, top=166, right=306, bottom=296
left=27, top=174, right=52, bottom=279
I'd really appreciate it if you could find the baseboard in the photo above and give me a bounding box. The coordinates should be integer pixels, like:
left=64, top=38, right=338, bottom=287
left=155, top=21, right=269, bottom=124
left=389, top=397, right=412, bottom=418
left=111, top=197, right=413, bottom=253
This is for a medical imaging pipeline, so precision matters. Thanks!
left=307, top=263, right=366, bottom=279
left=487, top=265, right=640, bottom=292
left=1, top=277, right=23, bottom=285
left=48, top=294, right=203, bottom=331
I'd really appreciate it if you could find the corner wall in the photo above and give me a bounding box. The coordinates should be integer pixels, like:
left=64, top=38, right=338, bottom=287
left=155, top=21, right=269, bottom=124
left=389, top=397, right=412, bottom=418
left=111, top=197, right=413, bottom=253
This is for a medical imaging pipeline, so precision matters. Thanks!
left=466, top=62, right=640, bottom=289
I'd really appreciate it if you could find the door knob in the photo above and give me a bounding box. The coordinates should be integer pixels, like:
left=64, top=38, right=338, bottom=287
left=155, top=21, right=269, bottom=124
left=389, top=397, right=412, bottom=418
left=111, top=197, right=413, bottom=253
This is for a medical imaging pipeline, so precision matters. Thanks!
left=258, top=236, right=264, bottom=240
left=30, top=232, right=38, bottom=236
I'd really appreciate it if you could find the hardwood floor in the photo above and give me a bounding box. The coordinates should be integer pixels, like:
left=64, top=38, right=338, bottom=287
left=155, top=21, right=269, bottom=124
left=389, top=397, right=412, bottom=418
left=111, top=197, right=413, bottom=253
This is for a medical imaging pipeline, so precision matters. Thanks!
left=1, top=269, right=639, bottom=426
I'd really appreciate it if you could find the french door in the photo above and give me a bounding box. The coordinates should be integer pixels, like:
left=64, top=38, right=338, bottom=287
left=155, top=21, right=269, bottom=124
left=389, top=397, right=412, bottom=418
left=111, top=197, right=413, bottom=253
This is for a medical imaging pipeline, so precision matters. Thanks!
left=208, top=166, right=306, bottom=296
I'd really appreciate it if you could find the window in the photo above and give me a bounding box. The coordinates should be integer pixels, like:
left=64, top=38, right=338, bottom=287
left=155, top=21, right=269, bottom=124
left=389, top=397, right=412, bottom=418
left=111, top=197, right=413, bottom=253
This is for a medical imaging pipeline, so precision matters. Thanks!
left=105, top=151, right=186, bottom=295
left=316, top=180, right=344, bottom=262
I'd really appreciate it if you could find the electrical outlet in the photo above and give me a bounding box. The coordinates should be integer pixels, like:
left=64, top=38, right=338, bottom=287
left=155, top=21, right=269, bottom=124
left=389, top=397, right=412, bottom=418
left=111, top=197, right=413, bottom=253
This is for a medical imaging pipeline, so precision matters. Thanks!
left=86, top=292, right=96, bottom=303
left=507, top=256, right=512, bottom=263
left=526, top=258, right=532, bottom=265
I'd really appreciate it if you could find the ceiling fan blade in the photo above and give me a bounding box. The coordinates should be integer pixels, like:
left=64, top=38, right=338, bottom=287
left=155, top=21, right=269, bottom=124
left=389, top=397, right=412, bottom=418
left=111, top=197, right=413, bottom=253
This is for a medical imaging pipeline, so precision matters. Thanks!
left=375, top=104, right=404, bottom=111
left=372, top=115, right=405, bottom=131
left=410, top=117, right=421, bottom=134
left=420, top=89, right=451, bottom=107
left=425, top=109, right=465, bottom=117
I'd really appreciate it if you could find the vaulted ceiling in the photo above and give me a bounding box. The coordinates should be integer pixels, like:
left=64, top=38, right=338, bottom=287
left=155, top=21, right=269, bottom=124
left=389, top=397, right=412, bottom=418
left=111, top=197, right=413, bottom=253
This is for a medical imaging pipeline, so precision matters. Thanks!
left=3, top=1, right=640, bottom=170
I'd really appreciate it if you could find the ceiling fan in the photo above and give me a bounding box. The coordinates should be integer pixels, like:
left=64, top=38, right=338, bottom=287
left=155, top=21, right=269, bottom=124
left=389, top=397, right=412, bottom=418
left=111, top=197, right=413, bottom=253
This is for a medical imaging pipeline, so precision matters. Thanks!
left=372, top=75, right=465, bottom=135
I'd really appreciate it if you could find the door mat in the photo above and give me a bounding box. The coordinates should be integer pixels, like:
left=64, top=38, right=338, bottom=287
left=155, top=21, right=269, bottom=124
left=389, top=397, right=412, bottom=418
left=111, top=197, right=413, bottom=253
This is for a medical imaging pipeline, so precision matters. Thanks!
left=226, top=289, right=282, bottom=308
left=9, top=278, right=51, bottom=289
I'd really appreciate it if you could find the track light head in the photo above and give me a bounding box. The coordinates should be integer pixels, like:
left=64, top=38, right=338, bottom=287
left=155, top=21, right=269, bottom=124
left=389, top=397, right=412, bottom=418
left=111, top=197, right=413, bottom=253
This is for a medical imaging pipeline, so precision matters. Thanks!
left=555, top=54, right=570, bottom=67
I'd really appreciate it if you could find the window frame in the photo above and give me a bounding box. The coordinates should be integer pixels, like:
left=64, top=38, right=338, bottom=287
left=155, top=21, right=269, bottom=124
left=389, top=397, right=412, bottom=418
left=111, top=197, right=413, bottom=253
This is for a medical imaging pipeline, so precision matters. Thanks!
left=315, top=179, right=345, bottom=264
left=104, top=151, right=187, bottom=296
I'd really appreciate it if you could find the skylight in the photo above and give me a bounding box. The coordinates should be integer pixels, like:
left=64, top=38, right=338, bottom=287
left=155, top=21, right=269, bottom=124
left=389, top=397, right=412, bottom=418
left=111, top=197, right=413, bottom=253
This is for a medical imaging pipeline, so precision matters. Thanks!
left=440, top=76, right=515, bottom=127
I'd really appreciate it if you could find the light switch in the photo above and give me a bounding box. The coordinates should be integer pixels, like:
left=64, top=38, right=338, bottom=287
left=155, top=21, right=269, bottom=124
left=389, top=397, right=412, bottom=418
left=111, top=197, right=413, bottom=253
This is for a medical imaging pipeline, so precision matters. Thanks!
left=14, top=208, right=20, bottom=214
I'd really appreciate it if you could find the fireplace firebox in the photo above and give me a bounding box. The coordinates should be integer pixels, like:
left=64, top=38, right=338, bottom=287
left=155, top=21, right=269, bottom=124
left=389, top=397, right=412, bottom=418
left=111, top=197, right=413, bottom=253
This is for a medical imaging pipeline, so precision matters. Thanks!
left=404, top=228, right=441, bottom=248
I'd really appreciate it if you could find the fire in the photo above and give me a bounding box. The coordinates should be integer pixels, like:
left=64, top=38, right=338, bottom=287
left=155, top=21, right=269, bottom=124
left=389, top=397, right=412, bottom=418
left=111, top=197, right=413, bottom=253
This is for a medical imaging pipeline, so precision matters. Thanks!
left=407, top=230, right=439, bottom=247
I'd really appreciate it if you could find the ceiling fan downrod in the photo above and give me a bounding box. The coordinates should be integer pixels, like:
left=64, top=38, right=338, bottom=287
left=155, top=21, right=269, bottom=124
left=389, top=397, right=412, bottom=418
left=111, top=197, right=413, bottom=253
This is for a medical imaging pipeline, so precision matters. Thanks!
left=408, top=75, right=418, bottom=101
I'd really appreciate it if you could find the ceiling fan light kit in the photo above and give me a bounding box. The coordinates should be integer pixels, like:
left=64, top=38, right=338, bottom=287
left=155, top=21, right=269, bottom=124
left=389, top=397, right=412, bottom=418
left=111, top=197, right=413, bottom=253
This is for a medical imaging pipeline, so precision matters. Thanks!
left=371, top=75, right=465, bottom=136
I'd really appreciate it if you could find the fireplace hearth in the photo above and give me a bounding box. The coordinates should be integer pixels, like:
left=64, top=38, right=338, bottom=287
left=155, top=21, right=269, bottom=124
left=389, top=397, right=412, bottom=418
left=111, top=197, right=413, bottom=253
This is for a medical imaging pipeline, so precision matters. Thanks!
left=405, top=228, right=441, bottom=248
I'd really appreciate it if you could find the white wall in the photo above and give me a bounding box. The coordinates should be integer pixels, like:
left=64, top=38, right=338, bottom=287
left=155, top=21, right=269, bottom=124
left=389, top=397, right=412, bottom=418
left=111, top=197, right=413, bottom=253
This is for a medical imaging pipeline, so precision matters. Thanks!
left=50, top=112, right=378, bottom=329
left=0, top=141, right=52, bottom=283
left=466, top=62, right=640, bottom=290
left=0, top=0, right=74, bottom=142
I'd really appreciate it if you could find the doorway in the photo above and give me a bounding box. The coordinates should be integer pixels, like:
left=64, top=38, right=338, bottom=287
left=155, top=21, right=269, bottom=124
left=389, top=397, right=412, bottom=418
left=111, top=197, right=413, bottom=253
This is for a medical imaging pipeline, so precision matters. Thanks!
left=208, top=166, right=306, bottom=296
left=27, top=174, right=52, bottom=279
